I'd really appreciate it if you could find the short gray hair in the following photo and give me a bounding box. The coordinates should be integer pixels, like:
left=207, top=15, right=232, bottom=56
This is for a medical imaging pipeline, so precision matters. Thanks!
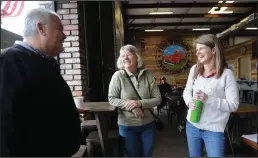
left=116, top=44, right=144, bottom=69
left=23, top=8, right=60, bottom=37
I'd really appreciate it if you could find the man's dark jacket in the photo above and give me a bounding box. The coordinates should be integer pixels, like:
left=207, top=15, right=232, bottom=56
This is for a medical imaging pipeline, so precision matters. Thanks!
left=0, top=43, right=82, bottom=156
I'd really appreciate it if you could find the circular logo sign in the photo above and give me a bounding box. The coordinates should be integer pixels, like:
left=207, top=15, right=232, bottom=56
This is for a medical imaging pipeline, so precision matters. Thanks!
left=156, top=40, right=190, bottom=74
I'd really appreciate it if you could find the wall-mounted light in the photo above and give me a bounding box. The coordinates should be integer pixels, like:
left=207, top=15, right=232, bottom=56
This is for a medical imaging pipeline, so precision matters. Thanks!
left=149, top=12, right=173, bottom=15
left=192, top=28, right=211, bottom=31
left=145, top=29, right=164, bottom=32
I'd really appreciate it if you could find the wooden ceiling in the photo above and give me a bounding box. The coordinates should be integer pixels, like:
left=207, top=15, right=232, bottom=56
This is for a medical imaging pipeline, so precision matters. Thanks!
left=123, top=0, right=258, bottom=35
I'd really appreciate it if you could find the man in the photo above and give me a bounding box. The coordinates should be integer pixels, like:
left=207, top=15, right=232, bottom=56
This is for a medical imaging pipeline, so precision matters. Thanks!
left=159, top=77, right=172, bottom=94
left=157, top=77, right=172, bottom=116
left=0, top=8, right=82, bottom=156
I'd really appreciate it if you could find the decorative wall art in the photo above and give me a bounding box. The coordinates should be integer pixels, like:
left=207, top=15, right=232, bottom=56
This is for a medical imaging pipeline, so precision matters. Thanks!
left=156, top=40, right=191, bottom=74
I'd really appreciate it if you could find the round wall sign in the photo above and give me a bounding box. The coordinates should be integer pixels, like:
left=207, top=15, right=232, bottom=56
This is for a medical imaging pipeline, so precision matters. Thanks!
left=156, top=40, right=191, bottom=74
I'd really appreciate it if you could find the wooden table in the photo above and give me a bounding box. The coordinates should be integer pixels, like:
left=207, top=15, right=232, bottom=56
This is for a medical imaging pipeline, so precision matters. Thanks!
left=226, top=103, right=257, bottom=156
left=234, top=103, right=258, bottom=113
left=81, top=102, right=116, bottom=156
left=242, top=137, right=258, bottom=150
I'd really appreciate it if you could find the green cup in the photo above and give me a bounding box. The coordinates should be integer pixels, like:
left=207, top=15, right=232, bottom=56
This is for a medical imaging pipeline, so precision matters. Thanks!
left=190, top=100, right=203, bottom=123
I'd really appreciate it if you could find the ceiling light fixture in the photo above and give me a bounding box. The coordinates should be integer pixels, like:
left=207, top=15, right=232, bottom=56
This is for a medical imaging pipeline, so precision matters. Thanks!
left=149, top=12, right=173, bottom=15
left=145, top=29, right=164, bottom=32
left=218, top=1, right=223, bottom=3
left=226, top=1, right=234, bottom=3
left=208, top=7, right=233, bottom=14
left=192, top=28, right=211, bottom=31
left=245, top=27, right=257, bottom=30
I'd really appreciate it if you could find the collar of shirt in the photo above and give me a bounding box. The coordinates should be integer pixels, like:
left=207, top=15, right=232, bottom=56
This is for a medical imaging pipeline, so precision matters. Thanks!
left=200, top=72, right=216, bottom=78
left=14, top=40, right=59, bottom=69
left=14, top=40, right=51, bottom=59
left=124, top=68, right=147, bottom=78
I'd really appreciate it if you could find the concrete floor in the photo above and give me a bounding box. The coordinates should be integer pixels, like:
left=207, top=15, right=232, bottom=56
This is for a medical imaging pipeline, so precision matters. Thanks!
left=152, top=109, right=258, bottom=157
left=152, top=110, right=189, bottom=157
left=82, top=109, right=257, bottom=157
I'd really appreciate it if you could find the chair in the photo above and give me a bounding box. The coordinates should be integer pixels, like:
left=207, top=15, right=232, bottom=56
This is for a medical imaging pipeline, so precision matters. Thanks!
left=164, top=91, right=185, bottom=125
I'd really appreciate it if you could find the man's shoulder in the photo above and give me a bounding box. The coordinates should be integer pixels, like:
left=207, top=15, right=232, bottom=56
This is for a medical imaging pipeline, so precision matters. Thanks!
left=1, top=45, right=29, bottom=60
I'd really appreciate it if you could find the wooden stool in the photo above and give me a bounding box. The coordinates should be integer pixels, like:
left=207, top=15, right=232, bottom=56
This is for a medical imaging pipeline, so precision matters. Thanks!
left=81, top=120, right=97, bottom=145
left=81, top=120, right=97, bottom=129
left=72, top=145, right=87, bottom=157
left=86, top=130, right=119, bottom=157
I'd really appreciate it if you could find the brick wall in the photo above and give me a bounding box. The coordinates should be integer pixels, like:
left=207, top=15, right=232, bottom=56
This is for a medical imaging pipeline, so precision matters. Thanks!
left=39, top=1, right=87, bottom=99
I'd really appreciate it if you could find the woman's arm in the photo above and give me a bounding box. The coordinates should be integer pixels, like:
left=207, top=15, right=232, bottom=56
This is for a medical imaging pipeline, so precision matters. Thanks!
left=183, top=65, right=196, bottom=106
left=108, top=71, right=130, bottom=110
left=139, top=72, right=162, bottom=109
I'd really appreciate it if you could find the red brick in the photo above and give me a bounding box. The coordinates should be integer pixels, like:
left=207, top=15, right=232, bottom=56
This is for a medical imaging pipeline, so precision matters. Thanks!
left=63, top=14, right=78, bottom=19
left=61, top=20, right=71, bottom=25
left=67, top=81, right=82, bottom=86
left=62, top=42, right=71, bottom=47
left=71, top=30, right=79, bottom=35
left=66, top=69, right=81, bottom=75
left=59, top=53, right=71, bottom=58
left=72, top=91, right=83, bottom=96
left=65, top=58, right=80, bottom=64
left=72, top=52, right=80, bottom=57
left=63, top=31, right=71, bottom=36
left=70, top=9, right=78, bottom=14
left=62, top=3, right=77, bottom=8
left=74, top=75, right=82, bottom=80
left=64, top=47, right=79, bottom=52
left=62, top=75, right=73, bottom=80
left=72, top=42, right=79, bottom=47
left=60, top=64, right=72, bottom=69
left=74, top=86, right=83, bottom=90
left=64, top=25, right=78, bottom=31
left=64, top=36, right=79, bottom=41
left=71, top=20, right=78, bottom=24
left=57, top=9, right=70, bottom=14
left=73, top=64, right=81, bottom=69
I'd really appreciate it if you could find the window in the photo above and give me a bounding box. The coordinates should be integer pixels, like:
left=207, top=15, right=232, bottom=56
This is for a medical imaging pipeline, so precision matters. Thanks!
left=1, top=1, right=40, bottom=36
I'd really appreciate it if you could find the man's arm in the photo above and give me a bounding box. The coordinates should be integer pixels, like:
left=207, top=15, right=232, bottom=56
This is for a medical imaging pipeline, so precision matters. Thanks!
left=0, top=51, right=24, bottom=156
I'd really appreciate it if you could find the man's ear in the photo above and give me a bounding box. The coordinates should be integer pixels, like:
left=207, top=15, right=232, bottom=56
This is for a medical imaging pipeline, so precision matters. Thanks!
left=36, top=21, right=46, bottom=36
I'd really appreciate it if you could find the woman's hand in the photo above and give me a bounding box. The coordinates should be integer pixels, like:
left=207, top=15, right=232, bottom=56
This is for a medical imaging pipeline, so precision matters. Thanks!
left=188, top=101, right=196, bottom=110
left=77, top=108, right=90, bottom=114
left=132, top=108, right=145, bottom=118
left=194, top=90, right=208, bottom=103
left=125, top=100, right=141, bottom=111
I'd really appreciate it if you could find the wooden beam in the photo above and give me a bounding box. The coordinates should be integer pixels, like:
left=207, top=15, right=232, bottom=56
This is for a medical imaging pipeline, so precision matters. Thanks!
left=128, top=22, right=230, bottom=27
left=124, top=3, right=256, bottom=9
left=224, top=8, right=257, bottom=30
left=126, top=13, right=244, bottom=19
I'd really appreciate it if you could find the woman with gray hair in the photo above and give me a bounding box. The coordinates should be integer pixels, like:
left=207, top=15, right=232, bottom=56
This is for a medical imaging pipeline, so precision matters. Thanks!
left=108, top=44, right=161, bottom=157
